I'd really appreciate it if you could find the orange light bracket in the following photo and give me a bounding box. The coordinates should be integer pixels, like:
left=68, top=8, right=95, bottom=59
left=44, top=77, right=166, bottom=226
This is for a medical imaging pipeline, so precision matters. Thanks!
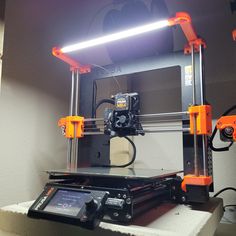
left=216, top=115, right=236, bottom=141
left=52, top=47, right=91, bottom=73
left=58, top=116, right=85, bottom=139
left=168, top=12, right=206, bottom=54
left=232, top=29, right=236, bottom=41
left=181, top=175, right=213, bottom=192
left=189, top=105, right=212, bottom=135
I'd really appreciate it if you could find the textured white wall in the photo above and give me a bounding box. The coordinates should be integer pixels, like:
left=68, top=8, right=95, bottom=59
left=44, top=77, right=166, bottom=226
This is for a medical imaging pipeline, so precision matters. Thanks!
left=0, top=1, right=70, bottom=206
left=0, top=0, right=116, bottom=207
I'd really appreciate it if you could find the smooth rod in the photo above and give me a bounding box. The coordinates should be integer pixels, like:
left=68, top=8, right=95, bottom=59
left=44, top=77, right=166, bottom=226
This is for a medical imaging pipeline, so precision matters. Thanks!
left=191, top=44, right=199, bottom=176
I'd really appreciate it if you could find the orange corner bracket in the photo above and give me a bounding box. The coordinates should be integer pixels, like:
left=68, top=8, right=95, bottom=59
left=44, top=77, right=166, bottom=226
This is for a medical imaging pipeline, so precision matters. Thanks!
left=58, top=116, right=85, bottom=139
left=181, top=175, right=213, bottom=192
left=189, top=105, right=212, bottom=135
left=216, top=115, right=236, bottom=141
left=168, top=12, right=206, bottom=54
left=52, top=47, right=91, bottom=73
left=233, top=29, right=236, bottom=41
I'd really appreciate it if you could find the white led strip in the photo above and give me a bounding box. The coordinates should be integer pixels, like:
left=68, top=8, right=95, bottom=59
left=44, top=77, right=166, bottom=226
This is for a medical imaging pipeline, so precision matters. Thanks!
left=61, top=20, right=169, bottom=53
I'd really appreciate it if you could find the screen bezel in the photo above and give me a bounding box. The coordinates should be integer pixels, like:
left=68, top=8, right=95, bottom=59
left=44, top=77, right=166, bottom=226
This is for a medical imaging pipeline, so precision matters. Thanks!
left=42, top=188, right=90, bottom=218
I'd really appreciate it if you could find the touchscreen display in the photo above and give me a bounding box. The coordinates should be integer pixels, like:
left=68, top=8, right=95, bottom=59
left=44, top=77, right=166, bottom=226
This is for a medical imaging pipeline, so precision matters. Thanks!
left=44, top=190, right=89, bottom=216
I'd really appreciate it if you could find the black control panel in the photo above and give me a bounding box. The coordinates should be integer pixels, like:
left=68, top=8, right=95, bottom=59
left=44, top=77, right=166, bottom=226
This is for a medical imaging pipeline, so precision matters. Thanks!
left=28, top=176, right=181, bottom=228
left=28, top=185, right=108, bottom=229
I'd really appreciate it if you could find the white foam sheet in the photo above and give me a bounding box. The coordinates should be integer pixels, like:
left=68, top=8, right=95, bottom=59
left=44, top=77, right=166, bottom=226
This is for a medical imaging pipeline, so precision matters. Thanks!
left=0, top=198, right=223, bottom=236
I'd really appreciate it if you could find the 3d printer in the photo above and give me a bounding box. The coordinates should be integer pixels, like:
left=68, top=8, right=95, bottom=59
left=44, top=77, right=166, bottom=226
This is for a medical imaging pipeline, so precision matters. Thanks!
left=27, top=12, right=236, bottom=229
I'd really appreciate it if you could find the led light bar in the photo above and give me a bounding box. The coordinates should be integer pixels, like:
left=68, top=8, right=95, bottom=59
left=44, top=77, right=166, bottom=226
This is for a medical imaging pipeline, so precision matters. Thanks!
left=61, top=20, right=169, bottom=53
left=53, top=12, right=203, bottom=70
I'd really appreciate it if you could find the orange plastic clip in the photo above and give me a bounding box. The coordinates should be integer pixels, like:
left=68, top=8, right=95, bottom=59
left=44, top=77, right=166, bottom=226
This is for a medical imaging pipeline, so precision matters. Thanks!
left=181, top=175, right=213, bottom=192
left=232, top=29, right=236, bottom=41
left=168, top=12, right=206, bottom=54
left=184, top=38, right=206, bottom=54
left=58, top=116, right=84, bottom=138
left=216, top=115, right=236, bottom=141
left=189, top=105, right=212, bottom=135
left=52, top=47, right=91, bottom=73
left=168, top=12, right=197, bottom=41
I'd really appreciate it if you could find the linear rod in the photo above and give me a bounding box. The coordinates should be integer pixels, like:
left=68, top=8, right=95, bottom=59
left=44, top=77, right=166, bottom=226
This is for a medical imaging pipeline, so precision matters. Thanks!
left=137, top=111, right=189, bottom=118
left=83, top=128, right=190, bottom=136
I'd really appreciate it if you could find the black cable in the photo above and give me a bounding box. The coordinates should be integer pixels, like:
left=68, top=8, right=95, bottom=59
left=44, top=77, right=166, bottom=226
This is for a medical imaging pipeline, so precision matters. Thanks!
left=209, top=105, right=236, bottom=152
left=91, top=63, right=121, bottom=118
left=96, top=98, right=115, bottom=111
left=213, top=187, right=236, bottom=197
left=93, top=98, right=136, bottom=168
left=209, top=127, right=233, bottom=152
left=219, top=105, right=236, bottom=119
left=223, top=205, right=236, bottom=211
left=94, top=98, right=115, bottom=118
left=100, top=136, right=137, bottom=168
left=92, top=80, right=98, bottom=118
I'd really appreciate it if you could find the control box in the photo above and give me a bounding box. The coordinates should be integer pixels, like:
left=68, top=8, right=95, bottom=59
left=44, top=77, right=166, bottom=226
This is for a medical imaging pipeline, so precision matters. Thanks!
left=28, top=184, right=108, bottom=229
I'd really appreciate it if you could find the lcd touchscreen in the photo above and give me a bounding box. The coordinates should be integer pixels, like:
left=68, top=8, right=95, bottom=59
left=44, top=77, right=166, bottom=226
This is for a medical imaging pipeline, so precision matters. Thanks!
left=44, top=190, right=89, bottom=216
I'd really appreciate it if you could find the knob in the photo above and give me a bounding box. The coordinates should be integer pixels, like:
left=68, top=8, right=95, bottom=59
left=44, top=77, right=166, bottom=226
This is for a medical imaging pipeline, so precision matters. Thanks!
left=85, top=195, right=97, bottom=211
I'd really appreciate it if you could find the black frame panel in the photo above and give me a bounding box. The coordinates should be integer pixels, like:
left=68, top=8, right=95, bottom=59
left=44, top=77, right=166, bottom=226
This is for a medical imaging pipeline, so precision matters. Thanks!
left=78, top=51, right=212, bottom=181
